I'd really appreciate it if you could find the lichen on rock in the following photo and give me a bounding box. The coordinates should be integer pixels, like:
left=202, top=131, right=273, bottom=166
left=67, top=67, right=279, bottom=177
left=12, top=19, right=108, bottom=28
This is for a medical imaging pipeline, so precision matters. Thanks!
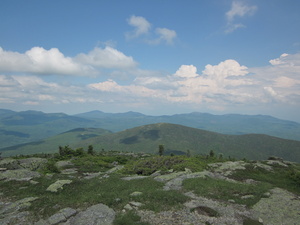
left=46, top=180, right=72, bottom=193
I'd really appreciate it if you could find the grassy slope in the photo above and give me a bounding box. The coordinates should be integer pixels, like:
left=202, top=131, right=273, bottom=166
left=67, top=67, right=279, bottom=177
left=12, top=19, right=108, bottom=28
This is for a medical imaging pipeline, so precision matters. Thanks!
left=77, top=123, right=300, bottom=162
left=0, top=128, right=111, bottom=157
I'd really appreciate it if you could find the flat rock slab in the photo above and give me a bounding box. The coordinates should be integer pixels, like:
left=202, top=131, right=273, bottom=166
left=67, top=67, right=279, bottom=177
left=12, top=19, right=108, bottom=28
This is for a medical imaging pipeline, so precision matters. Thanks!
left=68, top=203, right=115, bottom=225
left=0, top=197, right=38, bottom=225
left=252, top=188, right=300, bottom=225
left=35, top=207, right=77, bottom=225
left=55, top=160, right=74, bottom=169
left=106, top=165, right=124, bottom=174
left=61, top=168, right=78, bottom=175
left=18, top=158, right=47, bottom=170
left=154, top=171, right=189, bottom=182
left=208, top=161, right=247, bottom=176
left=0, top=169, right=40, bottom=181
left=0, top=158, right=21, bottom=170
left=121, top=175, right=148, bottom=181
left=46, top=180, right=72, bottom=192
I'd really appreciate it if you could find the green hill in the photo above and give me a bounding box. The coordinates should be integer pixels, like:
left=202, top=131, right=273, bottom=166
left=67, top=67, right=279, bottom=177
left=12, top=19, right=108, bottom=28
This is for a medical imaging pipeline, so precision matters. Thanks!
left=77, top=123, right=300, bottom=162
left=1, top=109, right=300, bottom=151
left=0, top=110, right=102, bottom=149
left=0, top=128, right=111, bottom=156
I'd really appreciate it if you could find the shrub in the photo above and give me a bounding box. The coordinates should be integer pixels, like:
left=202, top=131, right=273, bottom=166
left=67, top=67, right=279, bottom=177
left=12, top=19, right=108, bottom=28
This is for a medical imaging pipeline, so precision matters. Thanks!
left=42, top=160, right=60, bottom=174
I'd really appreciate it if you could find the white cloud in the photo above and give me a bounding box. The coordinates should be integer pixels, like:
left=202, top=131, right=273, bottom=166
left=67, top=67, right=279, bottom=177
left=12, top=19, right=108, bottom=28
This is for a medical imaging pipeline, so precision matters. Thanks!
left=88, top=79, right=122, bottom=92
left=274, top=76, right=300, bottom=88
left=126, top=15, right=151, bottom=38
left=75, top=46, right=137, bottom=69
left=0, top=47, right=94, bottom=76
left=226, top=1, right=257, bottom=22
left=0, top=46, right=141, bottom=77
left=203, top=59, right=248, bottom=78
left=148, top=28, right=177, bottom=45
left=126, top=16, right=177, bottom=45
left=269, top=53, right=289, bottom=65
left=174, top=65, right=198, bottom=78
left=1, top=53, right=299, bottom=119
left=225, top=1, right=257, bottom=33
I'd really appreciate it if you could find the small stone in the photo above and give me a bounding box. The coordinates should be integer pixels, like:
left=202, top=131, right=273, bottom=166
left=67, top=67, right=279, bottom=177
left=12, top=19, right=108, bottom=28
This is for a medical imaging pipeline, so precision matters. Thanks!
left=130, top=191, right=143, bottom=197
left=46, top=180, right=72, bottom=193
left=263, top=192, right=271, bottom=198
left=129, top=201, right=143, bottom=207
left=184, top=168, right=192, bottom=173
left=124, top=204, right=133, bottom=210
left=228, top=199, right=235, bottom=203
left=150, top=170, right=161, bottom=177
left=241, top=195, right=254, bottom=199
left=30, top=180, right=39, bottom=185
left=259, top=218, right=263, bottom=223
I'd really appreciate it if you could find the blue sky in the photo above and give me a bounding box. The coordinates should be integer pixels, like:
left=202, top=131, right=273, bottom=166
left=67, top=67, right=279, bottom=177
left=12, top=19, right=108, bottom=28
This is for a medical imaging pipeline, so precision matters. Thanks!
left=0, top=0, right=300, bottom=122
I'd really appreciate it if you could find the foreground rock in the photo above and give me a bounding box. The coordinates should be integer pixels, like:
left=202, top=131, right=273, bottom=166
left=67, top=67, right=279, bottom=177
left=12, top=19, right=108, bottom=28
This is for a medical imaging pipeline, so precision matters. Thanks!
left=67, top=203, right=115, bottom=225
left=0, top=197, right=38, bottom=225
left=0, top=157, right=47, bottom=171
left=0, top=169, right=40, bottom=181
left=34, top=204, right=115, bottom=225
left=35, top=208, right=77, bottom=225
left=252, top=188, right=300, bottom=225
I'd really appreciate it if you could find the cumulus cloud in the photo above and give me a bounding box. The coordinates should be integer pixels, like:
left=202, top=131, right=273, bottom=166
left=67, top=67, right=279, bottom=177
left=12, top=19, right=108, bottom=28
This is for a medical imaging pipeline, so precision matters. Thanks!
left=225, top=1, right=257, bottom=33
left=75, top=46, right=138, bottom=69
left=174, top=65, right=198, bottom=78
left=0, top=46, right=140, bottom=77
left=269, top=53, right=289, bottom=65
left=126, top=15, right=151, bottom=38
left=0, top=47, right=94, bottom=76
left=203, top=59, right=248, bottom=78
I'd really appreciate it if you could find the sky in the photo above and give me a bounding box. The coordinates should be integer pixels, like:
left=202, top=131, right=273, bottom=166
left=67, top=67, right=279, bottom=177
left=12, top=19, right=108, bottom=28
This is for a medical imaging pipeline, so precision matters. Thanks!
left=0, top=0, right=300, bottom=122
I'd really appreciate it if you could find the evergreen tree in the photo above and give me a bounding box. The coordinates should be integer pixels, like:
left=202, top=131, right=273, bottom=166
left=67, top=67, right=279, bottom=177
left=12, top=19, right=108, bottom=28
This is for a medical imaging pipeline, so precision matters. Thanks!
left=158, top=144, right=164, bottom=156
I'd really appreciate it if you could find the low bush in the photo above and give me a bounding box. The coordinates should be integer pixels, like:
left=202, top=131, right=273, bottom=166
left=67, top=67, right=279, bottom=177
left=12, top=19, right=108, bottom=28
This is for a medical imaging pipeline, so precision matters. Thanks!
left=121, top=156, right=206, bottom=175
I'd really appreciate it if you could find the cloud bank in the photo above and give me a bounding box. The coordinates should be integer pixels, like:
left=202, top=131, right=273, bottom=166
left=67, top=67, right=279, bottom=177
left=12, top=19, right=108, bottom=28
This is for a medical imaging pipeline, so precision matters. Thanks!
left=0, top=45, right=299, bottom=119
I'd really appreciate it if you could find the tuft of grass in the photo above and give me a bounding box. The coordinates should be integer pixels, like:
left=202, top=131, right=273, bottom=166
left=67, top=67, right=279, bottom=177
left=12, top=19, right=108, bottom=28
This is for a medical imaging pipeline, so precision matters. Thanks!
left=183, top=177, right=272, bottom=207
left=113, top=211, right=151, bottom=225
left=229, top=164, right=300, bottom=195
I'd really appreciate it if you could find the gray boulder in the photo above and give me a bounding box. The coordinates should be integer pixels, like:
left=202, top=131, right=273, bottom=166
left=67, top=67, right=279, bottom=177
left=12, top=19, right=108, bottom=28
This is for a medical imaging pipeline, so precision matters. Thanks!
left=18, top=157, right=47, bottom=171
left=35, top=207, right=77, bottom=225
left=0, top=169, right=41, bottom=181
left=68, top=203, right=115, bottom=225
left=0, top=158, right=21, bottom=170
left=0, top=197, right=38, bottom=225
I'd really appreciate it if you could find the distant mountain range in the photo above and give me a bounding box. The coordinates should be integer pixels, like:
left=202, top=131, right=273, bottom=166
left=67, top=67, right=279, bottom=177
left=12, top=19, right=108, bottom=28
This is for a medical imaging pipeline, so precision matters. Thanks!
left=0, top=108, right=300, bottom=150
left=2, top=123, right=300, bottom=163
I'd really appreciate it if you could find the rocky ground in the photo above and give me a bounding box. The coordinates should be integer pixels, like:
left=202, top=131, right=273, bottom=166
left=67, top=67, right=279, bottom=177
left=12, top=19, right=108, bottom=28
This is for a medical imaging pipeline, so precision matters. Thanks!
left=0, top=156, right=299, bottom=225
